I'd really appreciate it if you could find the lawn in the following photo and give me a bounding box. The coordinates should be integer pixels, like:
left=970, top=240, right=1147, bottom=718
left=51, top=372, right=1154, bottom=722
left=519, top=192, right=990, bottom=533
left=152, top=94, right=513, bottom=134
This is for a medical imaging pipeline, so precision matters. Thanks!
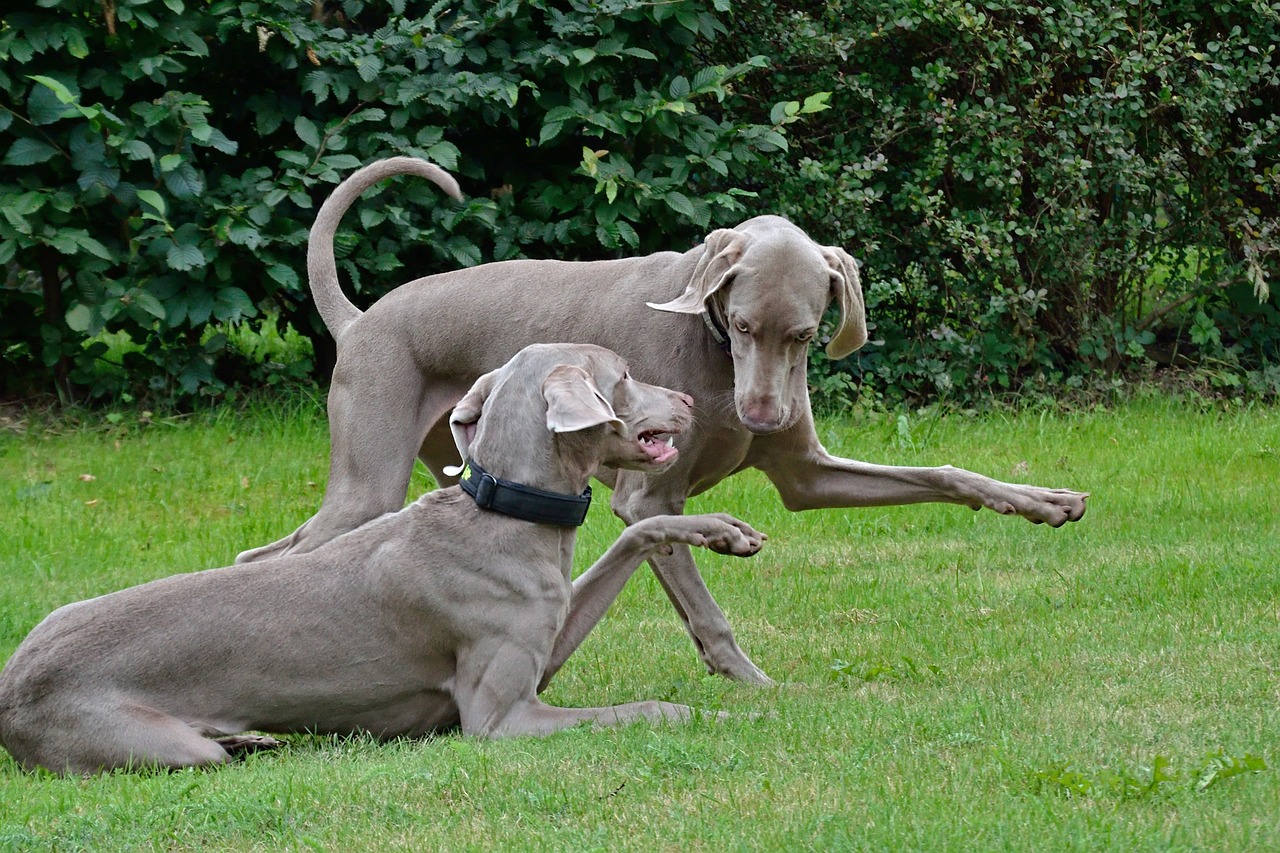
left=1, top=395, right=1277, bottom=851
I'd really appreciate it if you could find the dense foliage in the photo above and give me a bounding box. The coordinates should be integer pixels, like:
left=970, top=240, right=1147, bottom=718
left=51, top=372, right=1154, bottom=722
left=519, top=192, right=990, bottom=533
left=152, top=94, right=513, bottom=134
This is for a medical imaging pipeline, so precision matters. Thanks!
left=0, top=0, right=816, bottom=401
left=726, top=0, right=1280, bottom=405
left=1, top=0, right=1277, bottom=406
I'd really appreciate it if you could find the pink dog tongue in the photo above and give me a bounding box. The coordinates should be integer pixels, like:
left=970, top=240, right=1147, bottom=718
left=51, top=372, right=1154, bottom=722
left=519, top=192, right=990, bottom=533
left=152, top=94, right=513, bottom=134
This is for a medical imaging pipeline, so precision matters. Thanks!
left=642, top=436, right=678, bottom=464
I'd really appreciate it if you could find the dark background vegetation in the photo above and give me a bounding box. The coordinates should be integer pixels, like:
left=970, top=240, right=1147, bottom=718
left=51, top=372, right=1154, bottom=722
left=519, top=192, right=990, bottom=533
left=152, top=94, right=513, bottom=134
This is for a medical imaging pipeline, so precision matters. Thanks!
left=1, top=0, right=1276, bottom=409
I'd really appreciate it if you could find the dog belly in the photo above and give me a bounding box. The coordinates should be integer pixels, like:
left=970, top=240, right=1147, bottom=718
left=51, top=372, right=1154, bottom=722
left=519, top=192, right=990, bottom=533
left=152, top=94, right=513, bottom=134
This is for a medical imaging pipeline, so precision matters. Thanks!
left=260, top=690, right=461, bottom=739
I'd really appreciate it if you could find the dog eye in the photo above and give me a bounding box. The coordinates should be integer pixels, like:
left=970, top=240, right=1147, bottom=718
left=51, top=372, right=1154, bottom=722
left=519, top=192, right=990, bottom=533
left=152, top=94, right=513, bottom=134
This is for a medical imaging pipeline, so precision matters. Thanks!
left=795, top=330, right=815, bottom=343
left=734, top=320, right=750, bottom=334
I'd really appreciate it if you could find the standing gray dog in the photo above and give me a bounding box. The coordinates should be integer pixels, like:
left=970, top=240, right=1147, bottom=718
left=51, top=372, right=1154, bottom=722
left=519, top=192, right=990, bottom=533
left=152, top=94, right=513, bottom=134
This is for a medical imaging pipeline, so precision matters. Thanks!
left=0, top=344, right=765, bottom=775
left=237, top=158, right=1087, bottom=686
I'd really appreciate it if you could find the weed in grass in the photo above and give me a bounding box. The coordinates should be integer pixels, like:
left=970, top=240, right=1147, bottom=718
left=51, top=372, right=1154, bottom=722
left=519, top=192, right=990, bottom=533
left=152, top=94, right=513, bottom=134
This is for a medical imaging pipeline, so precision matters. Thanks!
left=1029, top=752, right=1267, bottom=801
left=829, top=655, right=944, bottom=684
left=1195, top=751, right=1269, bottom=793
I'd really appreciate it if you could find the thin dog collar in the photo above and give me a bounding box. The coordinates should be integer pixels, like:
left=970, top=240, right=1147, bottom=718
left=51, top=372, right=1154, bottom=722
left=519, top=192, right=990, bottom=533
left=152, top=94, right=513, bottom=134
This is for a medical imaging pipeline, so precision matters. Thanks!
left=700, top=308, right=732, bottom=355
left=458, top=459, right=592, bottom=527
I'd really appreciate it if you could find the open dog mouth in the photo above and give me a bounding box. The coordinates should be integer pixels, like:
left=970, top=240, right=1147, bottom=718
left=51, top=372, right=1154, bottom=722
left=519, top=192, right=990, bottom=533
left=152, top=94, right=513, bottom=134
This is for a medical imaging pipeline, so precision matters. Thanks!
left=637, top=430, right=679, bottom=465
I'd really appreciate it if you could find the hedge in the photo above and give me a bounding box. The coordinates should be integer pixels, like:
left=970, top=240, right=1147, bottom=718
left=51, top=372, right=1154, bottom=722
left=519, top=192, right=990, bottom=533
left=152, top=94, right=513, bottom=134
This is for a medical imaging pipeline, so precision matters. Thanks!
left=1, top=0, right=1277, bottom=406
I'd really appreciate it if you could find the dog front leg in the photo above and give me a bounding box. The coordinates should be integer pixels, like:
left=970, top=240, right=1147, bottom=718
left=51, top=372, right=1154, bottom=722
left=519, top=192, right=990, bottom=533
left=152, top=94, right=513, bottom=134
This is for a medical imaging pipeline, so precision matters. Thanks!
left=539, top=514, right=766, bottom=692
left=646, top=545, right=774, bottom=685
left=455, top=638, right=700, bottom=737
left=750, top=431, right=1088, bottom=526
left=601, top=490, right=777, bottom=687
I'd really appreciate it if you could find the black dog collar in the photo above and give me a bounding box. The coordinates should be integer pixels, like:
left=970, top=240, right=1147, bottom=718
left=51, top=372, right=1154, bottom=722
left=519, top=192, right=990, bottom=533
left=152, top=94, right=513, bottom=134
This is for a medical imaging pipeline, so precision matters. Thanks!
left=459, top=459, right=592, bottom=527
left=700, top=308, right=732, bottom=355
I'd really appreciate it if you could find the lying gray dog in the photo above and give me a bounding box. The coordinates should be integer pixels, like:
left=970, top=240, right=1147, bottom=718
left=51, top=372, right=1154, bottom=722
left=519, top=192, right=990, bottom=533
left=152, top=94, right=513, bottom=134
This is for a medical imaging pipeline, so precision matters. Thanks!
left=0, top=344, right=764, bottom=774
left=237, top=157, right=1088, bottom=686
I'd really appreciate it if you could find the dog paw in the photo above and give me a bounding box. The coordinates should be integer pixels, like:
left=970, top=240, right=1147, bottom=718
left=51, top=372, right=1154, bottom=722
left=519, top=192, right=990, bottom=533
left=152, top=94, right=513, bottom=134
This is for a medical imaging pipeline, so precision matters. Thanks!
left=995, top=487, right=1089, bottom=526
left=689, top=513, right=767, bottom=556
left=640, top=514, right=767, bottom=556
left=215, top=734, right=282, bottom=757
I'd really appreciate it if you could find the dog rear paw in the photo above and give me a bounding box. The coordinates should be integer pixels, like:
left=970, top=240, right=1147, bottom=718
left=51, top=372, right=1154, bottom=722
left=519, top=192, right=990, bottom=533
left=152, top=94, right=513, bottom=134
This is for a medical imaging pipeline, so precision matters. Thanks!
left=215, top=734, right=282, bottom=757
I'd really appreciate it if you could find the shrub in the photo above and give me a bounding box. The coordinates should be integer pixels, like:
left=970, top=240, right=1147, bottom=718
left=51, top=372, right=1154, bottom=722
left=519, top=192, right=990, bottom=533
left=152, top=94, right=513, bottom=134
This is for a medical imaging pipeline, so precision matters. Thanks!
left=721, top=0, right=1279, bottom=407
left=0, top=0, right=799, bottom=403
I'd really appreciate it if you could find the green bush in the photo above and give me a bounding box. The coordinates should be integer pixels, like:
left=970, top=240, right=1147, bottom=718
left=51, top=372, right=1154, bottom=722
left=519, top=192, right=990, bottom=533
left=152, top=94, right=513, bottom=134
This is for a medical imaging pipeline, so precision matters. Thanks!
left=722, top=0, right=1279, bottom=407
left=0, top=0, right=803, bottom=403
left=2, top=0, right=1277, bottom=407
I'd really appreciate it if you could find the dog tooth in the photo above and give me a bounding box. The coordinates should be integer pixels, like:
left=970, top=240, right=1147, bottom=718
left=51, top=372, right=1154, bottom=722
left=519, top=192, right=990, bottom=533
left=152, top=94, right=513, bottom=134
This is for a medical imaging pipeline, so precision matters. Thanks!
left=665, top=437, right=675, bottom=448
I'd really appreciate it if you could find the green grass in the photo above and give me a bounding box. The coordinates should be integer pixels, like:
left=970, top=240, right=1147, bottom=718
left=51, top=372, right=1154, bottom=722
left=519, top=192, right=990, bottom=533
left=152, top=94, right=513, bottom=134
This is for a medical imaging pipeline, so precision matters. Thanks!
left=1, top=396, right=1277, bottom=850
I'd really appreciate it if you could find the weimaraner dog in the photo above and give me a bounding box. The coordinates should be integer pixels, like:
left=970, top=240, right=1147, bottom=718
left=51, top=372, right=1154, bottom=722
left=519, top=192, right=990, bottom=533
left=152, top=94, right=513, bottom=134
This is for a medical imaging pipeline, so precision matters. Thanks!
left=0, top=344, right=765, bottom=774
left=237, top=157, right=1088, bottom=686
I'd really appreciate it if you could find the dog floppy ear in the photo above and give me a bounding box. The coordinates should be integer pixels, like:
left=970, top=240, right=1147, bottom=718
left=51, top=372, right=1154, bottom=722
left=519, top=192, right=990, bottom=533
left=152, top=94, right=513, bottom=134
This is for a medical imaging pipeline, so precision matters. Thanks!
left=821, top=246, right=868, bottom=359
left=647, top=229, right=751, bottom=314
left=443, top=368, right=499, bottom=475
left=542, top=364, right=624, bottom=433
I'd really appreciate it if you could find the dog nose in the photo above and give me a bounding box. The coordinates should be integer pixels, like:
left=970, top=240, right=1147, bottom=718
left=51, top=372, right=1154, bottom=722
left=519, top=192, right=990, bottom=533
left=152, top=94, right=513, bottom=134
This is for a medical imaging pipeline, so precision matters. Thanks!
left=677, top=392, right=694, bottom=408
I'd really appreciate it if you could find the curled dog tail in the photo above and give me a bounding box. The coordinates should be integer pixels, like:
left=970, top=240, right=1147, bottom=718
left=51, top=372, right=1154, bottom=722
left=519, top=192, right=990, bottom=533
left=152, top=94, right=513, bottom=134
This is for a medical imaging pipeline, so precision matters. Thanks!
left=308, top=157, right=463, bottom=337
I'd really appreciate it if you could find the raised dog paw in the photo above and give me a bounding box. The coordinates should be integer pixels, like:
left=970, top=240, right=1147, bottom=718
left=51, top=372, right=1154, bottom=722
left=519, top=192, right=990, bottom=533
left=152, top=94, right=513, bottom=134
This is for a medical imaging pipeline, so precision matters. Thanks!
left=685, top=513, right=767, bottom=556
left=990, top=486, right=1089, bottom=526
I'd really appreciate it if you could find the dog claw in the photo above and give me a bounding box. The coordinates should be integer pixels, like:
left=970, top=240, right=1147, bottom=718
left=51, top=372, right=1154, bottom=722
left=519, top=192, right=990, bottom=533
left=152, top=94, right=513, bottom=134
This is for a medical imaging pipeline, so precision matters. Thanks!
left=215, top=734, right=282, bottom=757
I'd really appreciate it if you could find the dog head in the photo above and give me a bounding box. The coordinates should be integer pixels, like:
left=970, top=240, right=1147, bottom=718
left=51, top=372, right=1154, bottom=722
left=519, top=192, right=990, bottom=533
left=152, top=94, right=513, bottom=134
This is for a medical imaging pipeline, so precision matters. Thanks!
left=647, top=216, right=867, bottom=434
left=446, top=344, right=694, bottom=489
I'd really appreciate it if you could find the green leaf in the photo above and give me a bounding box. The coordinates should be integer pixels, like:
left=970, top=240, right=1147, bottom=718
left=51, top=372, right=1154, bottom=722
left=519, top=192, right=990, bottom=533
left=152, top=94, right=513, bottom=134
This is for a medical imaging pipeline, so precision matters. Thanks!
left=163, top=162, right=204, bottom=198
left=294, top=116, right=321, bottom=149
left=758, top=129, right=789, bottom=151
left=10, top=192, right=46, bottom=216
left=266, top=263, right=300, bottom=290
left=50, top=230, right=84, bottom=255
left=616, top=220, right=639, bottom=248
left=539, top=121, right=565, bottom=146
left=355, top=55, right=383, bottom=83
left=423, top=141, right=459, bottom=171
left=572, top=48, right=596, bottom=65
left=321, top=154, right=362, bottom=171
left=132, top=290, right=167, bottom=320
left=77, top=160, right=120, bottom=193
left=3, top=138, right=58, bottom=166
left=26, top=84, right=76, bottom=125
left=213, top=286, right=255, bottom=322
left=669, top=76, right=691, bottom=99
left=166, top=242, right=207, bottom=271
left=255, top=103, right=284, bottom=136
left=277, top=150, right=310, bottom=167
left=65, top=304, right=94, bottom=333
left=120, top=139, right=155, bottom=161
left=801, top=91, right=833, bottom=114
left=65, top=28, right=90, bottom=59
left=136, top=190, right=167, bottom=216
left=202, top=127, right=238, bottom=155
left=663, top=191, right=696, bottom=218
left=227, top=222, right=263, bottom=249
left=159, top=153, right=183, bottom=173
left=443, top=236, right=481, bottom=268
left=73, top=233, right=114, bottom=261
left=29, top=75, right=77, bottom=104
left=185, top=289, right=214, bottom=325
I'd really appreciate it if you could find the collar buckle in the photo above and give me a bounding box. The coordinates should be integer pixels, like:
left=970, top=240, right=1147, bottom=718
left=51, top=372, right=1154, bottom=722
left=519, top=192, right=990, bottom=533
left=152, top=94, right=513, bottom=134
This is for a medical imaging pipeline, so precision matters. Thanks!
left=471, top=471, right=498, bottom=508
